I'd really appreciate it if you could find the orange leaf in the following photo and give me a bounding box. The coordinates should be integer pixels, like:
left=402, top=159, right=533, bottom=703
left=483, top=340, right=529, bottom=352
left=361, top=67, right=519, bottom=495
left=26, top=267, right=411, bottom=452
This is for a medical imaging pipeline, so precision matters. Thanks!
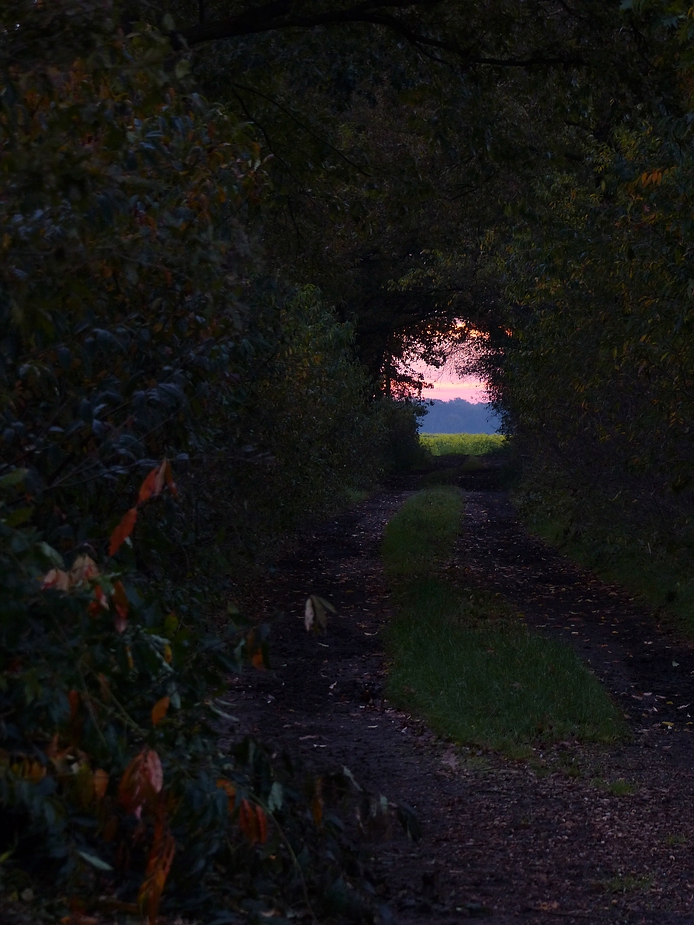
left=163, top=459, right=177, bottom=498
left=137, top=469, right=161, bottom=504
left=109, top=508, right=138, bottom=557
left=112, top=580, right=129, bottom=633
left=137, top=459, right=176, bottom=506
left=138, top=822, right=175, bottom=925
left=216, top=778, right=236, bottom=812
left=251, top=648, right=265, bottom=670
left=94, top=768, right=109, bottom=800
left=151, top=696, right=170, bottom=726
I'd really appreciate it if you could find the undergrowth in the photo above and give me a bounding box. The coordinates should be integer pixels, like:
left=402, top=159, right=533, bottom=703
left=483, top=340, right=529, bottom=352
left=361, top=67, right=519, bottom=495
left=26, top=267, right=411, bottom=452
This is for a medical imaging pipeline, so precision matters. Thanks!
left=518, top=484, right=694, bottom=638
left=383, top=488, right=626, bottom=755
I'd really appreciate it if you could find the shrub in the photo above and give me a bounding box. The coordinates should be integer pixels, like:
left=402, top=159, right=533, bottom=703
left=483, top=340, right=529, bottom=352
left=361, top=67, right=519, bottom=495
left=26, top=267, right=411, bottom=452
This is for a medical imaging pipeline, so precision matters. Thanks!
left=0, top=5, right=387, bottom=918
left=222, top=285, right=383, bottom=544
left=0, top=466, right=377, bottom=920
left=377, top=399, right=430, bottom=474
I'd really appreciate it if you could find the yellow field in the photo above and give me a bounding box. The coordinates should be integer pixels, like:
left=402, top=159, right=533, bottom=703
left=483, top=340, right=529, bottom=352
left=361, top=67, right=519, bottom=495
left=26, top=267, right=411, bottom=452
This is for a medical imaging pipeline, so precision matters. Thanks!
left=420, top=433, right=506, bottom=456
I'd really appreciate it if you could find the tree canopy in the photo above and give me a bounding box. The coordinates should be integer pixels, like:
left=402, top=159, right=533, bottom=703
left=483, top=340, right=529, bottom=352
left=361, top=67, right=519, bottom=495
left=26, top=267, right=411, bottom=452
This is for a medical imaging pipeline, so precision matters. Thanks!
left=125, top=0, right=676, bottom=387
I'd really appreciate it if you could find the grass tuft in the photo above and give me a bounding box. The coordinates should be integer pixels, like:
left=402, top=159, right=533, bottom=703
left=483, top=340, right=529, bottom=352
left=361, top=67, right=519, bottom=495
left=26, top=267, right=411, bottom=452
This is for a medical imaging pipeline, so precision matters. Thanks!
left=383, top=489, right=627, bottom=755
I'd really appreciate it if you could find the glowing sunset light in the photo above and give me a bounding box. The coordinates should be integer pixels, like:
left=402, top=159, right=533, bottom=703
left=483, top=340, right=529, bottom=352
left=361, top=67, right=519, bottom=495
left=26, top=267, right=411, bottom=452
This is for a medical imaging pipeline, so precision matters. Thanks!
left=425, top=377, right=488, bottom=402
left=413, top=359, right=489, bottom=403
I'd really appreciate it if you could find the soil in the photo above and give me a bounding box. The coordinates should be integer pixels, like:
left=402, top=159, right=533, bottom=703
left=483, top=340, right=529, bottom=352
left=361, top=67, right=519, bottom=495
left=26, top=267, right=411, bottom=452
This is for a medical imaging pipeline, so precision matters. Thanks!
left=228, top=457, right=694, bottom=925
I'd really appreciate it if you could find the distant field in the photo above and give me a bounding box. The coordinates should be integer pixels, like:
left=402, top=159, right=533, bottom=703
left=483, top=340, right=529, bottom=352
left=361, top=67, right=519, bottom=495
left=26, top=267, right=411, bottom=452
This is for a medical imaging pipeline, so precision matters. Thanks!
left=420, top=433, right=506, bottom=456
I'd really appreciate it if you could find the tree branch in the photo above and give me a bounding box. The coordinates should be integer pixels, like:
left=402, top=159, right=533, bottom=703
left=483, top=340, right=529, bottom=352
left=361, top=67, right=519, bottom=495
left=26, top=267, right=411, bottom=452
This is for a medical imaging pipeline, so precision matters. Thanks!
left=183, top=0, right=441, bottom=45
left=180, top=0, right=587, bottom=69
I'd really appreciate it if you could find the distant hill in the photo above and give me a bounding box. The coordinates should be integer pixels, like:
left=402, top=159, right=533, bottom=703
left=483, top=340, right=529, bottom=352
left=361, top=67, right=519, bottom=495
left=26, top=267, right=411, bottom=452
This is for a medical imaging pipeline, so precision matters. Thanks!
left=419, top=398, right=501, bottom=434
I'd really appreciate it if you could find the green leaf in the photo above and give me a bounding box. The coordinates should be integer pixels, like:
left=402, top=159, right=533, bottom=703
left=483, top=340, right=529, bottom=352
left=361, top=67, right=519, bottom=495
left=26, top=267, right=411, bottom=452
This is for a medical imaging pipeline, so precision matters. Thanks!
left=267, top=781, right=283, bottom=813
left=175, top=59, right=191, bottom=80
left=35, top=541, right=64, bottom=566
left=4, top=507, right=32, bottom=527
left=0, top=468, right=27, bottom=490
left=76, top=849, right=113, bottom=871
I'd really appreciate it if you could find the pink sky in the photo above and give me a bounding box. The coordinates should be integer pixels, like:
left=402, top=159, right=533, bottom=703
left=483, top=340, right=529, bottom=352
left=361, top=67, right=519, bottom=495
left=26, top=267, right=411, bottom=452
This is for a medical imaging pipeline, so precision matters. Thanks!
left=414, top=362, right=488, bottom=403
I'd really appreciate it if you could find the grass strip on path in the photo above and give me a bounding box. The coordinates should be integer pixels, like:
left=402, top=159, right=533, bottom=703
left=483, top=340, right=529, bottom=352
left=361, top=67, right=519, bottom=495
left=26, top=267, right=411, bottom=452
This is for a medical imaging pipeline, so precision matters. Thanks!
left=383, top=487, right=627, bottom=756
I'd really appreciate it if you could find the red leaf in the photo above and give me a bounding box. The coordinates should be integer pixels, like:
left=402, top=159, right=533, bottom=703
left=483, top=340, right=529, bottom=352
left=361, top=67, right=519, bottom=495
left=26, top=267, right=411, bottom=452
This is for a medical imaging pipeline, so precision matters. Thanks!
left=88, top=582, right=109, bottom=618
left=238, top=799, right=267, bottom=846
left=256, top=804, right=268, bottom=844
left=109, top=508, right=138, bottom=556
left=118, top=747, right=163, bottom=819
left=142, top=748, right=163, bottom=795
left=112, top=580, right=129, bottom=633
left=312, top=777, right=324, bottom=827
left=41, top=568, right=69, bottom=591
left=68, top=689, right=80, bottom=723
left=238, top=799, right=257, bottom=843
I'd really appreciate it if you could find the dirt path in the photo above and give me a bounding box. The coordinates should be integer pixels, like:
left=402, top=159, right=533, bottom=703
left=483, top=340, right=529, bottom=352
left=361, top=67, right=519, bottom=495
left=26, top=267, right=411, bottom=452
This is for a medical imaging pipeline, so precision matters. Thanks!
left=228, top=469, right=694, bottom=925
